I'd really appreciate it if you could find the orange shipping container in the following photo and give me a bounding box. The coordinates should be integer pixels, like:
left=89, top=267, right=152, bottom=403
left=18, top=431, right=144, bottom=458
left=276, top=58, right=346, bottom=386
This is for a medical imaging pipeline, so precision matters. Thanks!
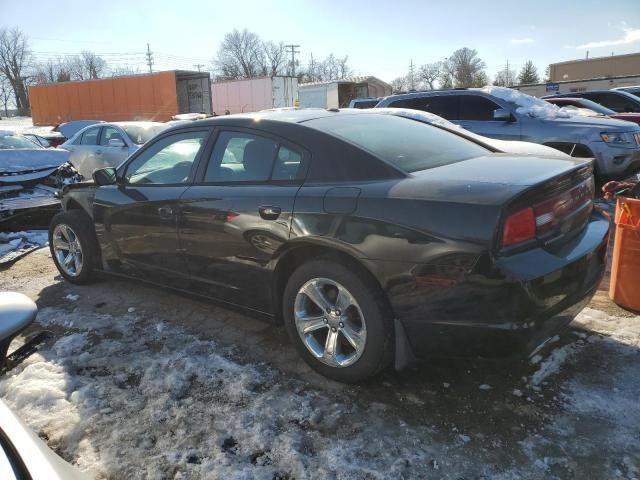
left=29, top=70, right=212, bottom=126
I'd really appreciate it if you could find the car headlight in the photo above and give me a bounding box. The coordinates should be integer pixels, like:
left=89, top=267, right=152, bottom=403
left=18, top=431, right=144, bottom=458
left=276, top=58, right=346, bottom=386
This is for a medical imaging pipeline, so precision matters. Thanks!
left=601, top=132, right=633, bottom=144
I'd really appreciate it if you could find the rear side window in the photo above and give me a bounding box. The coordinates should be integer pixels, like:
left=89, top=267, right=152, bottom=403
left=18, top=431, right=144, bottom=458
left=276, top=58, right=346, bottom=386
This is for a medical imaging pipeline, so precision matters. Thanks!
left=205, top=131, right=304, bottom=183
left=80, top=127, right=100, bottom=146
left=305, top=114, right=489, bottom=173
left=458, top=96, right=501, bottom=120
left=387, top=96, right=459, bottom=119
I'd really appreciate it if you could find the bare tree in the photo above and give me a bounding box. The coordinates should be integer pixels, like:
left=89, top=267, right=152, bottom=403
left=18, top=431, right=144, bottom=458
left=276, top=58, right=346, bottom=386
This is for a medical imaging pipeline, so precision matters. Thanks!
left=439, top=58, right=456, bottom=89
left=214, top=29, right=264, bottom=80
left=418, top=61, right=442, bottom=90
left=390, top=75, right=410, bottom=93
left=263, top=41, right=286, bottom=76
left=493, top=65, right=516, bottom=87
left=33, top=58, right=72, bottom=84
left=81, top=50, right=107, bottom=79
left=0, top=27, right=31, bottom=115
left=447, top=47, right=487, bottom=88
left=336, top=55, right=351, bottom=79
left=0, top=75, right=11, bottom=117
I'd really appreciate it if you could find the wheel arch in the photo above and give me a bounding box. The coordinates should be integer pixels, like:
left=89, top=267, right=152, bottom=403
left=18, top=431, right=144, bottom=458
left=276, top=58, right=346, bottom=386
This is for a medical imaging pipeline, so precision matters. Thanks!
left=271, top=241, right=393, bottom=326
left=542, top=142, right=594, bottom=158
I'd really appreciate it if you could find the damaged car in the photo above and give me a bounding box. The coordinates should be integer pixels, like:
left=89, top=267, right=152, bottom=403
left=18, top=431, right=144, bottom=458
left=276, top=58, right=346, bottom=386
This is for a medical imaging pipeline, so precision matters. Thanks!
left=49, top=110, right=609, bottom=383
left=61, top=122, right=169, bottom=178
left=0, top=131, right=81, bottom=230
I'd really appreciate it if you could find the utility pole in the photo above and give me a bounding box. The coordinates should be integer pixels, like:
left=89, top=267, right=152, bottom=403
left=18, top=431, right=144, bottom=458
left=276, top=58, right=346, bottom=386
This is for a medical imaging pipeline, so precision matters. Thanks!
left=506, top=59, right=510, bottom=86
left=408, top=59, right=415, bottom=90
left=309, top=53, right=315, bottom=81
left=285, top=44, right=300, bottom=77
left=193, top=64, right=205, bottom=72
left=146, top=42, right=154, bottom=73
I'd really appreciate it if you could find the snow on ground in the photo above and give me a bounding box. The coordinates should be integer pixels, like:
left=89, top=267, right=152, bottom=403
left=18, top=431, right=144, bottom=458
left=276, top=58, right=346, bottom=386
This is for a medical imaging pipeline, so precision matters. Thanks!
left=0, top=230, right=48, bottom=259
left=0, top=116, right=55, bottom=135
left=1, top=303, right=639, bottom=479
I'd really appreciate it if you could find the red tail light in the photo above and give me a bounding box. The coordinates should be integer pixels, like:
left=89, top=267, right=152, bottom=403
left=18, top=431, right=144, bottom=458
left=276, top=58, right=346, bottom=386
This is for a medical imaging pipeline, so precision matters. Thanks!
left=501, top=177, right=595, bottom=248
left=502, top=207, right=535, bottom=246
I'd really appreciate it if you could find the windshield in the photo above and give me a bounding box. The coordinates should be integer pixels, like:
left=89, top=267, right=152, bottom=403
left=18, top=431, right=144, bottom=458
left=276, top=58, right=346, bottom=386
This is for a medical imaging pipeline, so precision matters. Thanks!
left=305, top=113, right=490, bottom=173
left=121, top=125, right=168, bottom=145
left=0, top=134, right=43, bottom=149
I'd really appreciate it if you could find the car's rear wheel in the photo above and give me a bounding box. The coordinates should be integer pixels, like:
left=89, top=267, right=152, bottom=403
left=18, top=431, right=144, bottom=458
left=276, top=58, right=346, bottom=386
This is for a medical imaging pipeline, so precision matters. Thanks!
left=283, top=259, right=393, bottom=382
left=49, top=210, right=98, bottom=284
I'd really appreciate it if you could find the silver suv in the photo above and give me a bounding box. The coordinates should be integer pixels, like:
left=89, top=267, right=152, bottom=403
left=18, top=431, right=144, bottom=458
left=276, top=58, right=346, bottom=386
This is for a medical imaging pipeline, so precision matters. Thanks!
left=376, top=87, right=640, bottom=180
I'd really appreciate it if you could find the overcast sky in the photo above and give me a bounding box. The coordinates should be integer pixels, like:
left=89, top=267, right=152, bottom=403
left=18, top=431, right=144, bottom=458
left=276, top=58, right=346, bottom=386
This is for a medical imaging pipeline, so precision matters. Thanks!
left=4, top=0, right=640, bottom=82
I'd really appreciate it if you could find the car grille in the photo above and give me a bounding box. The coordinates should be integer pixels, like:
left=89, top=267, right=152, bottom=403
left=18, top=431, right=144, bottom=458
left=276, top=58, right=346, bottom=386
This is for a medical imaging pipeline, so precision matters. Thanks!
left=634, top=132, right=640, bottom=145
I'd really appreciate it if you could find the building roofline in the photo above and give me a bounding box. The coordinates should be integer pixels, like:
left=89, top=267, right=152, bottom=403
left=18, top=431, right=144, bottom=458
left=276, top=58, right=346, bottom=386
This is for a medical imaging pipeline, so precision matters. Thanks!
left=514, top=73, right=640, bottom=88
left=550, top=51, right=640, bottom=67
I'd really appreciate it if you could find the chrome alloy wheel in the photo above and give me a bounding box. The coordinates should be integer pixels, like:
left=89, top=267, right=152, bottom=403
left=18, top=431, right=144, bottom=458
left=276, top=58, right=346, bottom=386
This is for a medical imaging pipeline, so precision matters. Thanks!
left=52, top=224, right=83, bottom=277
left=294, top=278, right=367, bottom=367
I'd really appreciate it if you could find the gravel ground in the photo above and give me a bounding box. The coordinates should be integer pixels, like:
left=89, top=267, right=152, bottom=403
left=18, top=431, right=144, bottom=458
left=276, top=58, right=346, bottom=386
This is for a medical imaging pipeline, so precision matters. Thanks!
left=1, top=248, right=639, bottom=479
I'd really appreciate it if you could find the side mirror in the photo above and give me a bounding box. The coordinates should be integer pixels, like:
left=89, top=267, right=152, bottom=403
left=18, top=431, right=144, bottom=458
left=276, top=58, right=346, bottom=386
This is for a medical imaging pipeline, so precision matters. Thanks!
left=92, top=167, right=118, bottom=186
left=108, top=138, right=126, bottom=148
left=493, top=108, right=513, bottom=121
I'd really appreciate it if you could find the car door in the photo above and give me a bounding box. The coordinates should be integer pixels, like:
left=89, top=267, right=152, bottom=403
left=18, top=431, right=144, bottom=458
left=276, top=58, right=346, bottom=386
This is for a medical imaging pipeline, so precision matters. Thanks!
left=455, top=94, right=522, bottom=140
left=178, top=128, right=308, bottom=313
left=93, top=128, right=211, bottom=288
left=65, top=125, right=102, bottom=178
left=99, top=125, right=134, bottom=169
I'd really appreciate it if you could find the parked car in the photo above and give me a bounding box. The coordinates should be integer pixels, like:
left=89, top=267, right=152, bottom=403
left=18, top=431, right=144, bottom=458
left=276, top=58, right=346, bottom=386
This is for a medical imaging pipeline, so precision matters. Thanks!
left=54, top=120, right=105, bottom=140
left=543, top=89, right=640, bottom=113
left=545, top=97, right=640, bottom=125
left=22, top=132, right=66, bottom=148
left=612, top=85, right=640, bottom=97
left=0, top=131, right=80, bottom=228
left=348, top=97, right=383, bottom=109
left=373, top=108, right=572, bottom=158
left=61, top=122, right=169, bottom=178
left=49, top=109, right=608, bottom=382
left=376, top=87, right=640, bottom=180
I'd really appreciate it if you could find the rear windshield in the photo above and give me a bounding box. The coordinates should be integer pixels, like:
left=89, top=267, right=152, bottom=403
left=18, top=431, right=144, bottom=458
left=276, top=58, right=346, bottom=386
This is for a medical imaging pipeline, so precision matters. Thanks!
left=122, top=125, right=168, bottom=145
left=305, top=114, right=489, bottom=173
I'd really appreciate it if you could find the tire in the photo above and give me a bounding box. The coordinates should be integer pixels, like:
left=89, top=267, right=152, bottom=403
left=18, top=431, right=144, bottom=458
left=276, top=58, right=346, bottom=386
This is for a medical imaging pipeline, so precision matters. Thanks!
left=283, top=258, right=393, bottom=383
left=49, top=210, right=99, bottom=284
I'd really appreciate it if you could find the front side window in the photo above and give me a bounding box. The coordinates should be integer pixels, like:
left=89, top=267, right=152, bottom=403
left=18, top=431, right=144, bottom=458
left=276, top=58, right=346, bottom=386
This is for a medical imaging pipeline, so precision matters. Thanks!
left=80, top=127, right=100, bottom=146
left=101, top=127, right=125, bottom=146
left=124, top=131, right=207, bottom=185
left=205, top=132, right=278, bottom=182
left=306, top=113, right=489, bottom=173
left=458, top=96, right=502, bottom=120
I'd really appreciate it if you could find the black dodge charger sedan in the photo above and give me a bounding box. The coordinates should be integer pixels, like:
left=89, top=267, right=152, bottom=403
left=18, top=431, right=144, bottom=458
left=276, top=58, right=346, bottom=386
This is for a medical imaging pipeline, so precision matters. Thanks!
left=49, top=109, right=609, bottom=382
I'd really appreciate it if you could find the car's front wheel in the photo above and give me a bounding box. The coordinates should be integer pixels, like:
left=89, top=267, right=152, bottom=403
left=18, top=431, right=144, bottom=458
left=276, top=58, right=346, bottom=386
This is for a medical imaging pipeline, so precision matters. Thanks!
left=49, top=210, right=99, bottom=284
left=283, top=259, right=393, bottom=383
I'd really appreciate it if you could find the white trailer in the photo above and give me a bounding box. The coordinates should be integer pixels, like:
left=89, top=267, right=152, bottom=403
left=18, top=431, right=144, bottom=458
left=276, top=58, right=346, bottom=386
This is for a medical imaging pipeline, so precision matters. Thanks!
left=298, top=76, right=393, bottom=109
left=211, top=76, right=298, bottom=114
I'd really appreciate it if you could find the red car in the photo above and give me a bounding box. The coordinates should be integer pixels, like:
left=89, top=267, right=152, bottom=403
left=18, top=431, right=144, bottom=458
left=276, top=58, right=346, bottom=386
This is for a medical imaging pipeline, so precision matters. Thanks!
left=545, top=97, right=640, bottom=125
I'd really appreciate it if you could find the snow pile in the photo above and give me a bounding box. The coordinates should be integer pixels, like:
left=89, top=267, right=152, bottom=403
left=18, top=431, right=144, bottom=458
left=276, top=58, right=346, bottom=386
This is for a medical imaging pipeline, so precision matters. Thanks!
left=0, top=230, right=48, bottom=259
left=480, top=86, right=573, bottom=120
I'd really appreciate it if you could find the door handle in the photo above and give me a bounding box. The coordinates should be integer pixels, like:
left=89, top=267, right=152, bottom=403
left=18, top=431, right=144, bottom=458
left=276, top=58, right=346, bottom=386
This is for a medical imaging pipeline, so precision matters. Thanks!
left=158, top=207, right=173, bottom=219
left=258, top=205, right=281, bottom=220
left=96, top=149, right=103, bottom=155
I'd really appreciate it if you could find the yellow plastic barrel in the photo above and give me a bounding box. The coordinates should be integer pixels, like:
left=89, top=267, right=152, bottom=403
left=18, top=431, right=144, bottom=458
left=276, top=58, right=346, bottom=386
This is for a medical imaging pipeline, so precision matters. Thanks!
left=609, top=196, right=640, bottom=311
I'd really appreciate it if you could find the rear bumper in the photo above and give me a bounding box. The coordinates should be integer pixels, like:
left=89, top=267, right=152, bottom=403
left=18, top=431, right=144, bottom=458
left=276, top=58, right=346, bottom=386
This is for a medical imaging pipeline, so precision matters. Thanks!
left=375, top=213, right=609, bottom=358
